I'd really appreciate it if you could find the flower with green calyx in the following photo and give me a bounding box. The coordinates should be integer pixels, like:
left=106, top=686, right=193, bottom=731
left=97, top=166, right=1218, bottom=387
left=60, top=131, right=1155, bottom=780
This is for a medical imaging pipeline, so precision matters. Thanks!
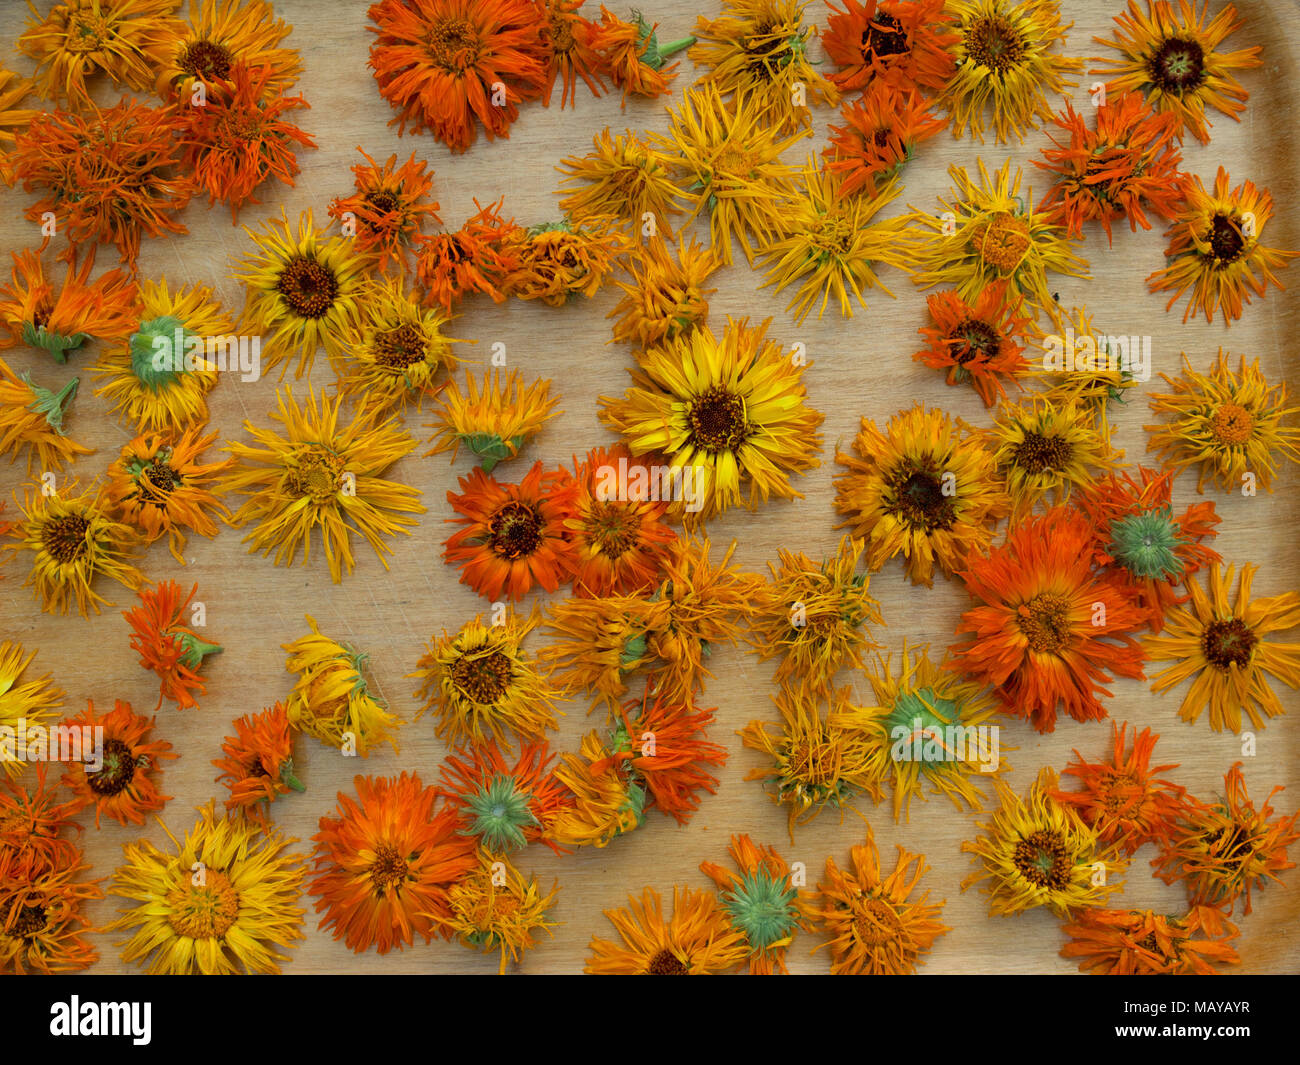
left=278, top=758, right=305, bottom=793
left=1108, top=507, right=1188, bottom=582
left=633, top=12, right=694, bottom=70
left=129, top=315, right=204, bottom=391
left=22, top=319, right=89, bottom=363
left=460, top=774, right=540, bottom=852
left=176, top=631, right=223, bottom=671
left=885, top=687, right=961, bottom=770
left=721, top=867, right=800, bottom=951
left=459, top=432, right=525, bottom=473
left=23, top=373, right=79, bottom=433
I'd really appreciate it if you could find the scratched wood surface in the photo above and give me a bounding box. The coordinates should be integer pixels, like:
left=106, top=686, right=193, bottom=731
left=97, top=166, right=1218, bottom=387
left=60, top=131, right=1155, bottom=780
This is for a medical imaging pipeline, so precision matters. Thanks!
left=0, top=0, right=1297, bottom=975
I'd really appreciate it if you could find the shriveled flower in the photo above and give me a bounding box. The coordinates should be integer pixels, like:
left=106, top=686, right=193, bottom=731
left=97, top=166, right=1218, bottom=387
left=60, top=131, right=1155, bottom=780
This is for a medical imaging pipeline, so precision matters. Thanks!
left=0, top=360, right=92, bottom=475
left=607, top=235, right=718, bottom=350
left=586, top=886, right=749, bottom=974
left=541, top=593, right=659, bottom=714
left=501, top=217, right=630, bottom=307
left=416, top=198, right=521, bottom=313
left=584, top=5, right=693, bottom=103
left=0, top=645, right=64, bottom=783
left=444, top=849, right=558, bottom=973
left=557, top=128, right=685, bottom=239
left=437, top=740, right=572, bottom=854
left=1029, top=306, right=1142, bottom=423
left=213, top=701, right=303, bottom=821
left=0, top=765, right=81, bottom=875
left=60, top=699, right=176, bottom=828
left=539, top=0, right=605, bottom=108
left=824, top=81, right=947, bottom=198
left=123, top=580, right=223, bottom=711
left=1061, top=904, right=1240, bottom=975
left=0, top=249, right=137, bottom=362
left=545, top=731, right=645, bottom=849
left=426, top=368, right=558, bottom=473
left=912, top=282, right=1031, bottom=407
left=154, top=0, right=301, bottom=102
left=0, top=855, right=101, bottom=975
left=822, top=0, right=957, bottom=94
left=327, top=148, right=440, bottom=273
left=0, top=65, right=37, bottom=186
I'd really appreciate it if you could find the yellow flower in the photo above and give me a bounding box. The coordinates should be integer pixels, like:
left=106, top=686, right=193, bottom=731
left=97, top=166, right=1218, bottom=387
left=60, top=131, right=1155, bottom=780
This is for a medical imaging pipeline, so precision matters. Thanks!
left=1029, top=305, right=1141, bottom=428
left=443, top=849, right=558, bottom=974
left=586, top=885, right=750, bottom=974
left=0, top=642, right=64, bottom=781
left=425, top=368, right=559, bottom=474
left=0, top=65, right=37, bottom=185
left=0, top=358, right=93, bottom=474
left=108, top=801, right=305, bottom=975
left=541, top=594, right=657, bottom=715
left=220, top=388, right=424, bottom=583
left=557, top=128, right=686, bottom=239
left=283, top=615, right=402, bottom=757
left=607, top=235, right=718, bottom=351
left=1145, top=562, right=1300, bottom=733
left=154, top=0, right=300, bottom=101
left=546, top=730, right=645, bottom=849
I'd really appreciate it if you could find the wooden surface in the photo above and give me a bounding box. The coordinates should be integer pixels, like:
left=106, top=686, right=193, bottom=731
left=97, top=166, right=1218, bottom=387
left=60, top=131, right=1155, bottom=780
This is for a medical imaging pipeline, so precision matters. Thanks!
left=1, top=0, right=1298, bottom=975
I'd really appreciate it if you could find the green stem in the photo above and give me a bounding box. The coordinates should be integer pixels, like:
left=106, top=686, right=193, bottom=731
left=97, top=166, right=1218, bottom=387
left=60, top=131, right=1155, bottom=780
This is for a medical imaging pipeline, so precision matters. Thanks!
left=25, top=375, right=79, bottom=433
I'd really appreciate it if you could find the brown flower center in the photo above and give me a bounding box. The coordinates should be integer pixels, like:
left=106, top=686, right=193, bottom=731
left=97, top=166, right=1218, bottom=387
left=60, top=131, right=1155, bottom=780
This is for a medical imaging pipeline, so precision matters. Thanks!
left=886, top=462, right=956, bottom=531
left=688, top=385, right=748, bottom=453
left=971, top=212, right=1032, bottom=274
left=965, top=15, right=1025, bottom=74
left=179, top=38, right=234, bottom=81
left=373, top=323, right=428, bottom=369
left=87, top=738, right=138, bottom=796
left=138, top=459, right=181, bottom=505
left=427, top=16, right=480, bottom=72
left=166, top=869, right=239, bottom=939
left=41, top=514, right=90, bottom=564
left=862, top=12, right=908, bottom=61
left=451, top=650, right=514, bottom=704
left=1012, top=430, right=1073, bottom=474
left=1207, top=213, right=1246, bottom=263
left=646, top=948, right=689, bottom=974
left=948, top=318, right=1002, bottom=365
left=1201, top=617, right=1257, bottom=670
left=276, top=256, right=339, bottom=319
left=284, top=444, right=346, bottom=502
left=583, top=500, right=644, bottom=560
left=1148, top=36, right=1206, bottom=93
left=1012, top=829, right=1072, bottom=888
left=851, top=895, right=903, bottom=946
left=489, top=500, right=543, bottom=560
left=369, top=844, right=410, bottom=893
left=1, top=898, right=48, bottom=939
left=364, top=190, right=401, bottom=215
left=1017, top=592, right=1073, bottom=654
left=1210, top=401, right=1254, bottom=444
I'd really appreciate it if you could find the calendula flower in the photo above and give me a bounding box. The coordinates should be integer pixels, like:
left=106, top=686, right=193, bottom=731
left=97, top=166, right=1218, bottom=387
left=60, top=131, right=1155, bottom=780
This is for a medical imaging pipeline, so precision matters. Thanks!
left=546, top=731, right=645, bottom=848
left=913, top=282, right=1030, bottom=407
left=689, top=0, right=837, bottom=133
left=740, top=685, right=882, bottom=838
left=220, top=388, right=424, bottom=583
left=0, top=249, right=137, bottom=362
left=0, top=66, right=37, bottom=185
left=833, top=403, right=1008, bottom=586
left=179, top=60, right=314, bottom=222
left=962, top=767, right=1125, bottom=917
left=607, top=235, right=718, bottom=350
left=327, top=148, right=441, bottom=274
left=284, top=616, right=403, bottom=757
left=438, top=740, right=572, bottom=854
left=444, top=849, right=558, bottom=973
left=541, top=594, right=657, bottom=713
left=987, top=395, right=1117, bottom=519
left=586, top=886, right=749, bottom=974
left=1145, top=562, right=1300, bottom=733
left=213, top=702, right=302, bottom=821
left=426, top=367, right=558, bottom=473
left=92, top=276, right=233, bottom=433
left=123, top=580, right=222, bottom=712
left=0, top=361, right=92, bottom=475
left=337, top=276, right=462, bottom=419
left=658, top=85, right=807, bottom=266
left=1035, top=93, right=1184, bottom=243
left=0, top=766, right=80, bottom=872
left=861, top=645, right=1004, bottom=822
left=0, top=645, right=64, bottom=783
left=811, top=826, right=948, bottom=975
left=104, top=428, right=233, bottom=563
left=700, top=834, right=812, bottom=975
left=410, top=607, right=561, bottom=749
left=585, top=5, right=693, bottom=103
left=416, top=198, right=521, bottom=313
left=1061, top=904, right=1240, bottom=975
left=558, top=128, right=684, bottom=240
left=18, top=0, right=180, bottom=111
left=939, top=0, right=1081, bottom=143
left=1154, top=763, right=1299, bottom=916
left=15, top=100, right=191, bottom=267
left=367, top=0, right=548, bottom=151
left=566, top=445, right=677, bottom=598
left=444, top=462, right=578, bottom=601
left=154, top=0, right=301, bottom=101
left=502, top=217, right=630, bottom=306
left=1053, top=722, right=1188, bottom=856
left=310, top=772, right=479, bottom=954
left=0, top=857, right=101, bottom=975
left=110, top=801, right=304, bottom=974
left=539, top=0, right=605, bottom=107
left=4, top=481, right=145, bottom=617
left=822, top=0, right=957, bottom=93
left=909, top=159, right=1087, bottom=322
left=1029, top=306, right=1142, bottom=422
left=746, top=536, right=882, bottom=694
left=600, top=317, right=823, bottom=523
left=950, top=507, right=1147, bottom=733
left=1078, top=466, right=1220, bottom=631
left=233, top=210, right=368, bottom=378
left=60, top=699, right=176, bottom=828
left=1092, top=0, right=1260, bottom=145
left=824, top=81, right=947, bottom=198
left=1149, top=168, right=1297, bottom=325
left=1146, top=351, right=1300, bottom=494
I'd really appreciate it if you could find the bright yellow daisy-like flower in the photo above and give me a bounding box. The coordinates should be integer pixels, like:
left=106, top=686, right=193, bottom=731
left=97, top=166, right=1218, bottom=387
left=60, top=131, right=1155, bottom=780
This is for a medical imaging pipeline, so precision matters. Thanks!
left=233, top=209, right=368, bottom=378
left=599, top=317, right=823, bottom=523
left=657, top=85, right=808, bottom=266
left=0, top=359, right=92, bottom=475
left=1146, top=351, right=1300, bottom=494
left=1092, top=0, right=1260, bottom=145
left=689, top=0, right=838, bottom=134
left=0, top=642, right=64, bottom=781
left=546, top=730, right=645, bottom=849
left=93, top=277, right=235, bottom=434
left=109, top=801, right=305, bottom=975
left=833, top=403, right=1009, bottom=586
left=909, top=158, right=1087, bottom=322
left=586, top=885, right=750, bottom=974
left=4, top=481, right=145, bottom=617
left=1147, top=168, right=1296, bottom=325
left=557, top=128, right=686, bottom=239
left=220, top=388, right=424, bottom=583
left=443, top=849, right=558, bottom=974
left=860, top=644, right=1006, bottom=822
left=939, top=0, right=1081, bottom=144
left=425, top=368, right=559, bottom=474
left=284, top=614, right=402, bottom=757
left=607, top=235, right=719, bottom=351
left=1145, top=562, right=1300, bottom=733
left=154, top=0, right=301, bottom=101
left=961, top=767, right=1126, bottom=917
left=759, top=162, right=913, bottom=323
left=410, top=606, right=560, bottom=750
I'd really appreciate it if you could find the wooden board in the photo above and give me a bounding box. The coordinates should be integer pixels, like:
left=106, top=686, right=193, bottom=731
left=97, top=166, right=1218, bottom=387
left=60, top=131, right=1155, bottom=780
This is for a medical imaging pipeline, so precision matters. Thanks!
left=0, top=0, right=1297, bottom=974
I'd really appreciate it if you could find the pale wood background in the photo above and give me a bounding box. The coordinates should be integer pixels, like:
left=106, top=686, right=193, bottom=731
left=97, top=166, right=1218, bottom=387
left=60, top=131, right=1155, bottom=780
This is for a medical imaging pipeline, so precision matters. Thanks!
left=0, top=0, right=1297, bottom=975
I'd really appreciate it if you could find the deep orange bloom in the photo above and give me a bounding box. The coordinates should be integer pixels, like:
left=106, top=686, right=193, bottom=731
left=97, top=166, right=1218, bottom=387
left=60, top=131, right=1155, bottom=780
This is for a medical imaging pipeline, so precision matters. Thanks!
left=949, top=507, right=1147, bottom=733
left=309, top=772, right=479, bottom=954
left=501, top=218, right=630, bottom=306
left=1053, top=721, right=1189, bottom=855
left=122, top=580, right=222, bottom=711
left=444, top=461, right=579, bottom=602
left=0, top=766, right=84, bottom=879
left=584, top=5, right=689, bottom=104
left=0, top=249, right=138, bottom=360
left=539, top=0, right=606, bottom=107
left=1061, top=904, right=1240, bottom=975
left=824, top=81, right=946, bottom=198
left=416, top=198, right=522, bottom=313
left=328, top=148, right=440, bottom=274
left=822, top=0, right=957, bottom=93
left=213, top=702, right=303, bottom=821
left=59, top=699, right=176, bottom=828
left=366, top=0, right=549, bottom=152
left=0, top=852, right=102, bottom=975
left=912, top=281, right=1031, bottom=407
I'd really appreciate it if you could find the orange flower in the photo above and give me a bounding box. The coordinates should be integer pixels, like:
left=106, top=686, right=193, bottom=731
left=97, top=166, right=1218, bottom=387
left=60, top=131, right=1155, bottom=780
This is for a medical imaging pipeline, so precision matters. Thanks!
left=444, top=461, right=579, bottom=602
left=0, top=766, right=84, bottom=879
left=912, top=282, right=1031, bottom=407
left=0, top=853, right=101, bottom=975
left=309, top=772, right=479, bottom=954
left=502, top=217, right=630, bottom=306
left=539, top=0, right=606, bottom=107
left=949, top=507, right=1147, bottom=733
left=213, top=702, right=303, bottom=822
left=59, top=699, right=176, bottom=828
left=824, top=81, right=947, bottom=198
left=0, top=249, right=138, bottom=360
left=1053, top=721, right=1189, bottom=855
left=0, top=359, right=93, bottom=475
left=367, top=0, right=549, bottom=152
left=122, top=580, right=222, bottom=711
left=416, top=198, right=522, bottom=313
left=822, top=0, right=957, bottom=94
left=328, top=148, right=440, bottom=274
left=584, top=5, right=692, bottom=103
left=1061, top=905, right=1240, bottom=975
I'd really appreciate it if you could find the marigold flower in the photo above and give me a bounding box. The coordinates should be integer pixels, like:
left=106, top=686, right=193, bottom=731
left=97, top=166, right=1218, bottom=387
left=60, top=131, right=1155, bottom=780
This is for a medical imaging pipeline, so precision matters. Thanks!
left=0, top=646, right=66, bottom=781
left=327, top=148, right=441, bottom=274
left=824, top=81, right=947, bottom=198
left=1028, top=306, right=1142, bottom=423
left=912, top=282, right=1031, bottom=407
left=502, top=217, right=630, bottom=306
left=60, top=699, right=176, bottom=828
left=426, top=367, right=558, bottom=473
left=437, top=740, right=572, bottom=854
left=154, top=0, right=301, bottom=102
left=546, top=730, right=645, bottom=849
left=1060, top=904, right=1240, bottom=975
left=584, top=5, right=693, bottom=103
left=0, top=855, right=101, bottom=975
left=0, top=249, right=137, bottom=362
left=607, top=235, right=718, bottom=350
left=0, top=66, right=37, bottom=186
left=539, top=0, right=605, bottom=107
left=416, top=198, right=521, bottom=313
left=822, top=0, right=957, bottom=93
left=0, top=766, right=80, bottom=871
left=0, top=360, right=93, bottom=475
left=213, top=702, right=303, bottom=821
left=444, top=849, right=558, bottom=973
left=123, top=580, right=222, bottom=711
left=540, top=593, right=658, bottom=713
left=586, top=885, right=750, bottom=974
left=557, top=128, right=685, bottom=239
